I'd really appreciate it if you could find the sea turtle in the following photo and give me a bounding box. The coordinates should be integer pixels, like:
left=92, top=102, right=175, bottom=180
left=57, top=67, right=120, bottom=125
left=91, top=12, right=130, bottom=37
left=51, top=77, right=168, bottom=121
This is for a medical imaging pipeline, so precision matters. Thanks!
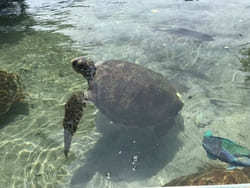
left=163, top=166, right=250, bottom=186
left=63, top=57, right=184, bottom=157
left=0, top=70, right=25, bottom=116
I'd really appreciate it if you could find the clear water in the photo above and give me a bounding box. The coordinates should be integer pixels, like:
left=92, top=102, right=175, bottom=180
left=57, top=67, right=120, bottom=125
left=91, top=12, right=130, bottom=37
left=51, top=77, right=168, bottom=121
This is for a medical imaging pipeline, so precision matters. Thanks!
left=0, top=0, right=250, bottom=187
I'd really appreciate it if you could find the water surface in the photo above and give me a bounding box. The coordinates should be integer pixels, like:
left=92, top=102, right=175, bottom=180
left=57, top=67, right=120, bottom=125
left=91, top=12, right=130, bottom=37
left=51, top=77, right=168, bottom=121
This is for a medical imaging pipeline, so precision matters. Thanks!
left=1, top=0, right=250, bottom=187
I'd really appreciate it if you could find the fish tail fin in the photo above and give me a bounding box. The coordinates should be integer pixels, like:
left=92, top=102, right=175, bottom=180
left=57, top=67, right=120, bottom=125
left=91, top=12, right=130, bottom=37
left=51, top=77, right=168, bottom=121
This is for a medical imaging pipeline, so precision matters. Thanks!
left=235, top=156, right=250, bottom=167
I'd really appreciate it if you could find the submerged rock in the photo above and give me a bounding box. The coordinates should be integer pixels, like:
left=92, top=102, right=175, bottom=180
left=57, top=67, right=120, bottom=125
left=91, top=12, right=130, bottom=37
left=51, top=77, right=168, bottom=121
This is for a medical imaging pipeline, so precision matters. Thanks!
left=0, top=70, right=25, bottom=116
left=163, top=166, right=250, bottom=186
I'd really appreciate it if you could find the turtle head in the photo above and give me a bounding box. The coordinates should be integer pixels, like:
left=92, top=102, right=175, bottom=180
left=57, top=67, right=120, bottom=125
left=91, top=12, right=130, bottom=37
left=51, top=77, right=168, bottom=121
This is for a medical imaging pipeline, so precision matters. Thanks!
left=71, top=57, right=96, bottom=84
left=204, top=130, right=213, bottom=137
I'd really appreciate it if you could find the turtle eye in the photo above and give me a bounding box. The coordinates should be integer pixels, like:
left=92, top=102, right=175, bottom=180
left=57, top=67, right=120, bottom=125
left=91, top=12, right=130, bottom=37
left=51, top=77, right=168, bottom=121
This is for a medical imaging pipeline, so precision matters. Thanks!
left=72, top=60, right=77, bottom=67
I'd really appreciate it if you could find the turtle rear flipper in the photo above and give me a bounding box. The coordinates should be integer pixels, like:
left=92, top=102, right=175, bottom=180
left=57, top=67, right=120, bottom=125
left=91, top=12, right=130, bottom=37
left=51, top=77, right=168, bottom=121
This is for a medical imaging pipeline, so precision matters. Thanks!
left=63, top=91, right=86, bottom=157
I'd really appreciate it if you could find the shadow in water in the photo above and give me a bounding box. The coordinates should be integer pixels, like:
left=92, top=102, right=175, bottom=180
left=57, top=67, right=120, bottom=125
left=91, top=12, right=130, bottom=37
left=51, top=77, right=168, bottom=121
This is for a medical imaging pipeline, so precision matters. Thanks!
left=0, top=102, right=29, bottom=129
left=0, top=0, right=35, bottom=47
left=70, top=112, right=184, bottom=187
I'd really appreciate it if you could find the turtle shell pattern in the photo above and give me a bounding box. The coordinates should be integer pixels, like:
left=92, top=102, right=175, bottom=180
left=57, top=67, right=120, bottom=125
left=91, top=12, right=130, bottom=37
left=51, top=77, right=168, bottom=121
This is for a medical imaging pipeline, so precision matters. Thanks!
left=88, top=60, right=183, bottom=128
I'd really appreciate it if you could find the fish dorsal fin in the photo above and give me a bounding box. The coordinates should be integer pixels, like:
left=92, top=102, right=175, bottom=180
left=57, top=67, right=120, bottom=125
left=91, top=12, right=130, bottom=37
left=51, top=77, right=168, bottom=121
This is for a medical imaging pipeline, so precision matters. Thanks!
left=204, top=130, right=213, bottom=137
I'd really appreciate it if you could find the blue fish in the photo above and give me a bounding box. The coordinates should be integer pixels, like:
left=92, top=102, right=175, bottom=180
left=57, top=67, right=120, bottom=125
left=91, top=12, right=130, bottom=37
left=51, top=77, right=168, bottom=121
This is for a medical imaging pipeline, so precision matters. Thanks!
left=202, top=130, right=250, bottom=168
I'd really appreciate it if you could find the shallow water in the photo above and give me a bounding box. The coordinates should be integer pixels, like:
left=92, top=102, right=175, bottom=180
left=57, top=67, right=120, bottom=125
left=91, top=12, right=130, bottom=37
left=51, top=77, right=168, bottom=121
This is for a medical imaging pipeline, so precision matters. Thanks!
left=0, top=0, right=250, bottom=187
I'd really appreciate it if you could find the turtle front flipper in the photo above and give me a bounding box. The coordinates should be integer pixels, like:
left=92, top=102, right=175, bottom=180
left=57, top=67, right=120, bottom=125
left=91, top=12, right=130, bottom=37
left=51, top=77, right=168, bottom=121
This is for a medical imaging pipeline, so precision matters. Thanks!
left=63, top=91, right=87, bottom=157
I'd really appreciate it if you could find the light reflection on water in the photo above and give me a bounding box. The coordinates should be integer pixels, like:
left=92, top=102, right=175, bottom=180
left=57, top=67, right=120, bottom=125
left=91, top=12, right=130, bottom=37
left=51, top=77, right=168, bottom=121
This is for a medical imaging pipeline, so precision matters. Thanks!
left=0, top=0, right=250, bottom=187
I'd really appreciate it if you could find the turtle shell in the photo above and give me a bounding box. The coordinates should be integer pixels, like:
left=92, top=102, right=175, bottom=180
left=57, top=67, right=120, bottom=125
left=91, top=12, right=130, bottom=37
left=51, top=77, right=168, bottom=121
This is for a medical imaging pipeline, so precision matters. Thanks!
left=88, top=60, right=183, bottom=128
left=164, top=167, right=250, bottom=186
left=0, top=70, right=24, bottom=116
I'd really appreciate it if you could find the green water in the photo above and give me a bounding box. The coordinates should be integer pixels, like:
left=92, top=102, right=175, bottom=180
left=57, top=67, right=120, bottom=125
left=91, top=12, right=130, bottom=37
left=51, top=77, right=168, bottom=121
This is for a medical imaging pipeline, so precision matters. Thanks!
left=0, top=15, right=97, bottom=187
left=1, top=0, right=250, bottom=188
